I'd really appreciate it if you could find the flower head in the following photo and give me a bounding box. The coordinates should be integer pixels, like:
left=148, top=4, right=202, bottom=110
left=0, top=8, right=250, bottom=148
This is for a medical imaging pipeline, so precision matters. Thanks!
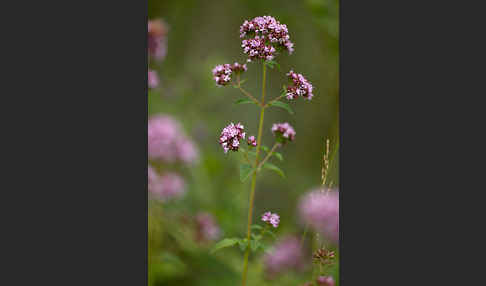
left=316, top=276, right=335, bottom=286
left=148, top=19, right=168, bottom=61
left=219, top=122, right=246, bottom=153
left=212, top=62, right=247, bottom=86
left=148, top=69, right=159, bottom=89
left=263, top=236, right=304, bottom=278
left=271, top=122, right=296, bottom=143
left=286, top=70, right=314, bottom=100
left=195, top=212, right=221, bottom=242
left=240, top=16, right=294, bottom=62
left=261, top=211, right=280, bottom=228
left=247, top=135, right=257, bottom=147
left=148, top=114, right=198, bottom=164
left=299, top=189, right=339, bottom=244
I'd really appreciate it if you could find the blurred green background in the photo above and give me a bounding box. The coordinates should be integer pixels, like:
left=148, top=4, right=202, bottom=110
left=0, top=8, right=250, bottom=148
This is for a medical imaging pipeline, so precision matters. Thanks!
left=148, top=0, right=339, bottom=285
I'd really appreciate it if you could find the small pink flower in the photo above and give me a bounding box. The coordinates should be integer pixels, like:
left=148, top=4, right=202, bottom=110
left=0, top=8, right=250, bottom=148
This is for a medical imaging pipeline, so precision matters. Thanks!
left=286, top=70, right=314, bottom=100
left=271, top=122, right=296, bottom=143
left=247, top=135, right=257, bottom=146
left=219, top=122, right=245, bottom=153
left=212, top=62, right=247, bottom=87
left=261, top=211, right=280, bottom=228
left=240, top=16, right=294, bottom=62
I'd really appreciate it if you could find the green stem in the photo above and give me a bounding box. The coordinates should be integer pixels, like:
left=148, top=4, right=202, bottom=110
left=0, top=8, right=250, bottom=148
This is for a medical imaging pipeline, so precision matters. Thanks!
left=256, top=142, right=280, bottom=171
left=241, top=63, right=267, bottom=286
left=300, top=223, right=309, bottom=248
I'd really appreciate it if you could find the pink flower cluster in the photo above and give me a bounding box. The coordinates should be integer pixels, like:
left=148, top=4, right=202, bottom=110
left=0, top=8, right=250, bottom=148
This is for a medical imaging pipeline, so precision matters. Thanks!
left=240, top=16, right=294, bottom=62
left=148, top=166, right=186, bottom=201
left=148, top=19, right=168, bottom=61
left=316, top=276, right=335, bottom=286
left=261, top=211, right=280, bottom=228
left=212, top=62, right=247, bottom=86
left=263, top=236, right=304, bottom=277
left=299, top=189, right=339, bottom=244
left=148, top=69, right=159, bottom=89
left=271, top=122, right=296, bottom=143
left=286, top=70, right=314, bottom=100
left=195, top=212, right=221, bottom=242
left=247, top=135, right=257, bottom=147
left=148, top=114, right=198, bottom=164
left=219, top=122, right=246, bottom=153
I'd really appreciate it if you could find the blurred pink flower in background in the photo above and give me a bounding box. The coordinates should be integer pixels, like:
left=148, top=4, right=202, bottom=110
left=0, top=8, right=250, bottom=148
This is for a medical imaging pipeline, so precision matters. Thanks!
left=299, top=189, right=339, bottom=244
left=158, top=172, right=185, bottom=200
left=148, top=166, right=186, bottom=202
left=316, top=276, right=335, bottom=286
left=148, top=114, right=198, bottom=164
left=148, top=19, right=168, bottom=61
left=195, top=212, right=221, bottom=242
left=148, top=69, right=159, bottom=89
left=263, top=236, right=304, bottom=278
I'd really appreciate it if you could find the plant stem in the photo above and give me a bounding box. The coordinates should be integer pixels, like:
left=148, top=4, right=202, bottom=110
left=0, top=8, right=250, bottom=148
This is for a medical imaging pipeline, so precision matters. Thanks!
left=241, top=63, right=267, bottom=286
left=256, top=142, right=280, bottom=171
left=236, top=76, right=262, bottom=106
left=264, top=93, right=286, bottom=107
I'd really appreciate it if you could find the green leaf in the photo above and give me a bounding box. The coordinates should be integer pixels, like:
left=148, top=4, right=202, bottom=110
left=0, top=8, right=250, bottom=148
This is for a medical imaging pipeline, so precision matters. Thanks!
left=251, top=233, right=262, bottom=241
left=260, top=145, right=270, bottom=152
left=234, top=98, right=257, bottom=105
left=264, top=60, right=280, bottom=70
left=250, top=224, right=263, bottom=231
left=263, top=162, right=285, bottom=178
left=271, top=152, right=284, bottom=161
left=240, top=164, right=254, bottom=182
left=210, top=238, right=240, bottom=254
left=238, top=239, right=249, bottom=251
left=269, top=101, right=294, bottom=115
left=250, top=240, right=262, bottom=252
left=247, top=151, right=257, bottom=157
left=263, top=229, right=277, bottom=239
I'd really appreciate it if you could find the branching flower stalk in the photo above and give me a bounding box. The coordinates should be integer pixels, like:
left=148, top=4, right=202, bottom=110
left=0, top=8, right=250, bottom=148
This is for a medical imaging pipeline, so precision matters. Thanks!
left=241, top=63, right=266, bottom=286
left=210, top=15, right=315, bottom=286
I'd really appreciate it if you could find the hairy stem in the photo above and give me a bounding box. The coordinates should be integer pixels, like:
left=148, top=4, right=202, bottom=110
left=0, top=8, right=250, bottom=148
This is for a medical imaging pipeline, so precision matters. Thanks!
left=241, top=63, right=267, bottom=286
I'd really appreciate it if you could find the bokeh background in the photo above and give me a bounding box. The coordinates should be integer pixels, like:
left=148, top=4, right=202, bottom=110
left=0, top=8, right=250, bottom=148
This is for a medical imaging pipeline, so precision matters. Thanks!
left=148, top=0, right=339, bottom=285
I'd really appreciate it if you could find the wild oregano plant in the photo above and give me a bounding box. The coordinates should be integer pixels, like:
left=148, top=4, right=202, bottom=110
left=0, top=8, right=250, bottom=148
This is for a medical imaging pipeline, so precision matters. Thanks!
left=209, top=16, right=315, bottom=286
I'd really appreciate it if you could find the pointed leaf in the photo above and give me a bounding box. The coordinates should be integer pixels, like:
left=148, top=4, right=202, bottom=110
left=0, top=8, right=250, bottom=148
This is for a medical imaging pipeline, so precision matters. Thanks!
left=210, top=238, right=239, bottom=254
left=269, top=101, right=294, bottom=115
left=240, top=163, right=254, bottom=182
left=260, top=145, right=270, bottom=152
left=251, top=224, right=264, bottom=231
left=238, top=239, right=249, bottom=251
left=263, top=162, right=285, bottom=178
left=271, top=152, right=284, bottom=161
left=250, top=240, right=262, bottom=252
left=234, top=98, right=256, bottom=105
